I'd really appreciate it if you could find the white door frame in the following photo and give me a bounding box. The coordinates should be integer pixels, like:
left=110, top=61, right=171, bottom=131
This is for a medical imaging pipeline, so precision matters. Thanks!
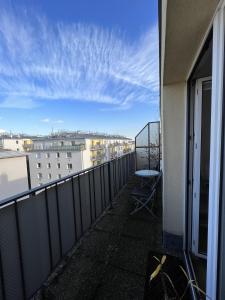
left=192, top=77, right=211, bottom=259
left=206, top=3, right=225, bottom=299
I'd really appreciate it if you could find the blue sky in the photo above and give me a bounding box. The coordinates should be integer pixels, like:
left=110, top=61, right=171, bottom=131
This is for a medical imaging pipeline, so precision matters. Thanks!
left=0, top=0, right=159, bottom=138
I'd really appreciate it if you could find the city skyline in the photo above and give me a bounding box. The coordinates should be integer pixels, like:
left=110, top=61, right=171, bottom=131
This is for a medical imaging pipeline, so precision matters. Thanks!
left=0, top=0, right=159, bottom=138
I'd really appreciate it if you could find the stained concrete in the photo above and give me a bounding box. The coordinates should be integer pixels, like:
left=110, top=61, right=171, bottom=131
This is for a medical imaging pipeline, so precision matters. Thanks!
left=42, top=177, right=163, bottom=300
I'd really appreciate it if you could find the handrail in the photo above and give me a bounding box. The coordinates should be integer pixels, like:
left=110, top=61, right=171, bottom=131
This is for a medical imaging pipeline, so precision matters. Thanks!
left=0, top=150, right=135, bottom=299
left=0, top=151, right=135, bottom=208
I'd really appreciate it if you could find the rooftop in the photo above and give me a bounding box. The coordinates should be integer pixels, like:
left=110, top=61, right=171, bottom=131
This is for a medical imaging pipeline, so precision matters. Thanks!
left=0, top=131, right=132, bottom=141
left=0, top=150, right=27, bottom=159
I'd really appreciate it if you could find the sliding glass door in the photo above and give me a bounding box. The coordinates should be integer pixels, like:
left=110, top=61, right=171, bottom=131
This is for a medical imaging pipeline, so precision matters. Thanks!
left=192, top=78, right=212, bottom=258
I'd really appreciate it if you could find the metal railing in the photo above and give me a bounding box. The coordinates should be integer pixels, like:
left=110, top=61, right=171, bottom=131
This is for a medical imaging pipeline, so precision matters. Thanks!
left=0, top=152, right=135, bottom=300
left=23, top=144, right=86, bottom=152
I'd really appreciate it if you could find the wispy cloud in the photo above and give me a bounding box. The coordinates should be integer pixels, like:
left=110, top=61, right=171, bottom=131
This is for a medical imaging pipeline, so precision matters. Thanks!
left=54, top=119, right=64, bottom=124
left=40, top=118, right=50, bottom=123
left=0, top=9, right=159, bottom=110
left=40, top=118, right=64, bottom=124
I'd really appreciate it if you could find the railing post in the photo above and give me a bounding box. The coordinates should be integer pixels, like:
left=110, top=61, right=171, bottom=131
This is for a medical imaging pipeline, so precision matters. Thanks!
left=108, top=162, right=113, bottom=209
left=99, top=166, right=104, bottom=212
left=14, top=200, right=26, bottom=299
left=0, top=248, right=6, bottom=300
left=44, top=188, right=53, bottom=271
left=55, top=184, right=63, bottom=258
left=88, top=172, right=93, bottom=225
left=71, top=178, right=77, bottom=242
left=92, top=170, right=97, bottom=219
left=78, top=175, right=83, bottom=235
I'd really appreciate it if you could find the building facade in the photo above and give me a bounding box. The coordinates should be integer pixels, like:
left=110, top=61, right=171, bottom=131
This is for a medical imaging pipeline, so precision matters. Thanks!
left=1, top=137, right=32, bottom=152
left=23, top=134, right=134, bottom=187
left=160, top=0, right=225, bottom=298
left=0, top=151, right=30, bottom=201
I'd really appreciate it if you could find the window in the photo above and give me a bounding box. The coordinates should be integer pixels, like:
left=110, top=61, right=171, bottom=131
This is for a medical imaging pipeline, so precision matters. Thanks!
left=46, top=153, right=50, bottom=158
left=36, top=153, right=41, bottom=159
left=57, top=163, right=61, bottom=169
left=58, top=174, right=61, bottom=179
left=16, top=148, right=19, bottom=151
left=37, top=173, right=42, bottom=179
left=37, top=163, right=41, bottom=168
left=47, top=163, right=51, bottom=169
left=56, top=152, right=60, bottom=158
left=16, top=140, right=18, bottom=144
left=67, top=163, right=72, bottom=169
left=60, top=141, right=64, bottom=146
left=71, top=141, right=76, bottom=146
left=66, top=152, right=72, bottom=158
left=48, top=173, right=51, bottom=179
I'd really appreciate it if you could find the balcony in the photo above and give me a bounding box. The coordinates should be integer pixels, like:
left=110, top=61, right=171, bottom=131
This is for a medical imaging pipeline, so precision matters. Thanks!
left=23, top=144, right=86, bottom=152
left=0, top=152, right=137, bottom=300
left=42, top=173, right=162, bottom=299
left=91, top=154, right=105, bottom=161
left=90, top=145, right=104, bottom=151
left=0, top=123, right=161, bottom=300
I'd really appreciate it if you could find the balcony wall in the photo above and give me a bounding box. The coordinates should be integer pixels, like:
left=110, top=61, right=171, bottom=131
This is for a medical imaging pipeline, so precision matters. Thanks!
left=0, top=152, right=135, bottom=300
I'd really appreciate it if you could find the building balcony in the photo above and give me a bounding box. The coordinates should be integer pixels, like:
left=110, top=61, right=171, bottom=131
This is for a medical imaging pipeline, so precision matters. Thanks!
left=23, top=144, right=86, bottom=152
left=0, top=152, right=140, bottom=300
left=91, top=154, right=105, bottom=161
left=0, top=151, right=163, bottom=300
left=90, top=145, right=104, bottom=151
left=0, top=122, right=162, bottom=300
left=42, top=174, right=162, bottom=299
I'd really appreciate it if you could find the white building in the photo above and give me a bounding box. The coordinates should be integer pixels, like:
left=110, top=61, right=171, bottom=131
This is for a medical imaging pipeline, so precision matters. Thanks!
left=0, top=151, right=30, bottom=201
left=25, top=134, right=134, bottom=187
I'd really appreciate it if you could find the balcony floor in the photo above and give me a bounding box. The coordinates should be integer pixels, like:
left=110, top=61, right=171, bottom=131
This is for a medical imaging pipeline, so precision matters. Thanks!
left=42, top=177, right=163, bottom=300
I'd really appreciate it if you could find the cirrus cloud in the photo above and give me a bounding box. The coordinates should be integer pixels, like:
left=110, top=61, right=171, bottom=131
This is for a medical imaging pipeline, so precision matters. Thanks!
left=0, top=9, right=159, bottom=110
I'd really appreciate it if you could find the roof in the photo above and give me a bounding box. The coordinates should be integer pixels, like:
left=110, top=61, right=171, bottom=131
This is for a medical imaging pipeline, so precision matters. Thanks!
left=32, top=135, right=131, bottom=141
left=0, top=150, right=27, bottom=159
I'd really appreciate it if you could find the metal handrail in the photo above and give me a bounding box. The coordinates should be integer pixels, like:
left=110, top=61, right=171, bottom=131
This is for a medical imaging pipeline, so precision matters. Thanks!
left=0, top=151, right=135, bottom=299
left=0, top=152, right=135, bottom=207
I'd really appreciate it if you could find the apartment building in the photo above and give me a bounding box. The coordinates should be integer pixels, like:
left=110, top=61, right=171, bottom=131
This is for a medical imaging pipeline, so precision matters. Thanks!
left=0, top=150, right=30, bottom=201
left=0, top=137, right=32, bottom=152
left=24, top=133, right=134, bottom=187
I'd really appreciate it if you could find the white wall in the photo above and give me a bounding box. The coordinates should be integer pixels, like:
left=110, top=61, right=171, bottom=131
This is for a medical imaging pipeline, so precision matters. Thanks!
left=82, top=139, right=93, bottom=169
left=0, top=156, right=29, bottom=201
left=162, top=82, right=187, bottom=237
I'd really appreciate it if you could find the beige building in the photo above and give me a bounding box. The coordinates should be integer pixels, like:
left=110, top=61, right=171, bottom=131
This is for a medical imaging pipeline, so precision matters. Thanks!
left=1, top=137, right=32, bottom=152
left=0, top=150, right=30, bottom=201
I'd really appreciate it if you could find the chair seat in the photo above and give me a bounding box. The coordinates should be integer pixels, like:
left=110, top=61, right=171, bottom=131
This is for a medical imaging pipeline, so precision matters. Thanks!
left=131, top=187, right=150, bottom=197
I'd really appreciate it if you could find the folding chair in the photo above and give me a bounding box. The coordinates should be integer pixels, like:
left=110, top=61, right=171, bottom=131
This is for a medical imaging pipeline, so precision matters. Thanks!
left=130, top=171, right=162, bottom=217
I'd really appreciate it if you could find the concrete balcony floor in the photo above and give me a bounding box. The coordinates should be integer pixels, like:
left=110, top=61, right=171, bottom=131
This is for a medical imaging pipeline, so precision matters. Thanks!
left=41, top=177, right=163, bottom=300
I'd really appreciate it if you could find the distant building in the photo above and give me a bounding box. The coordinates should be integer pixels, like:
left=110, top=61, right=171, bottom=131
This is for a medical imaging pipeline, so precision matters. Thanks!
left=1, top=137, right=32, bottom=152
left=0, top=150, right=30, bottom=201
left=23, top=133, right=134, bottom=187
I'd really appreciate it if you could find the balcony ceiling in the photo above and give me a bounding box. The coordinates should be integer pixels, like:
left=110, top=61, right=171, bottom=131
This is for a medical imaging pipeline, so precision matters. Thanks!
left=163, top=0, right=219, bottom=85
